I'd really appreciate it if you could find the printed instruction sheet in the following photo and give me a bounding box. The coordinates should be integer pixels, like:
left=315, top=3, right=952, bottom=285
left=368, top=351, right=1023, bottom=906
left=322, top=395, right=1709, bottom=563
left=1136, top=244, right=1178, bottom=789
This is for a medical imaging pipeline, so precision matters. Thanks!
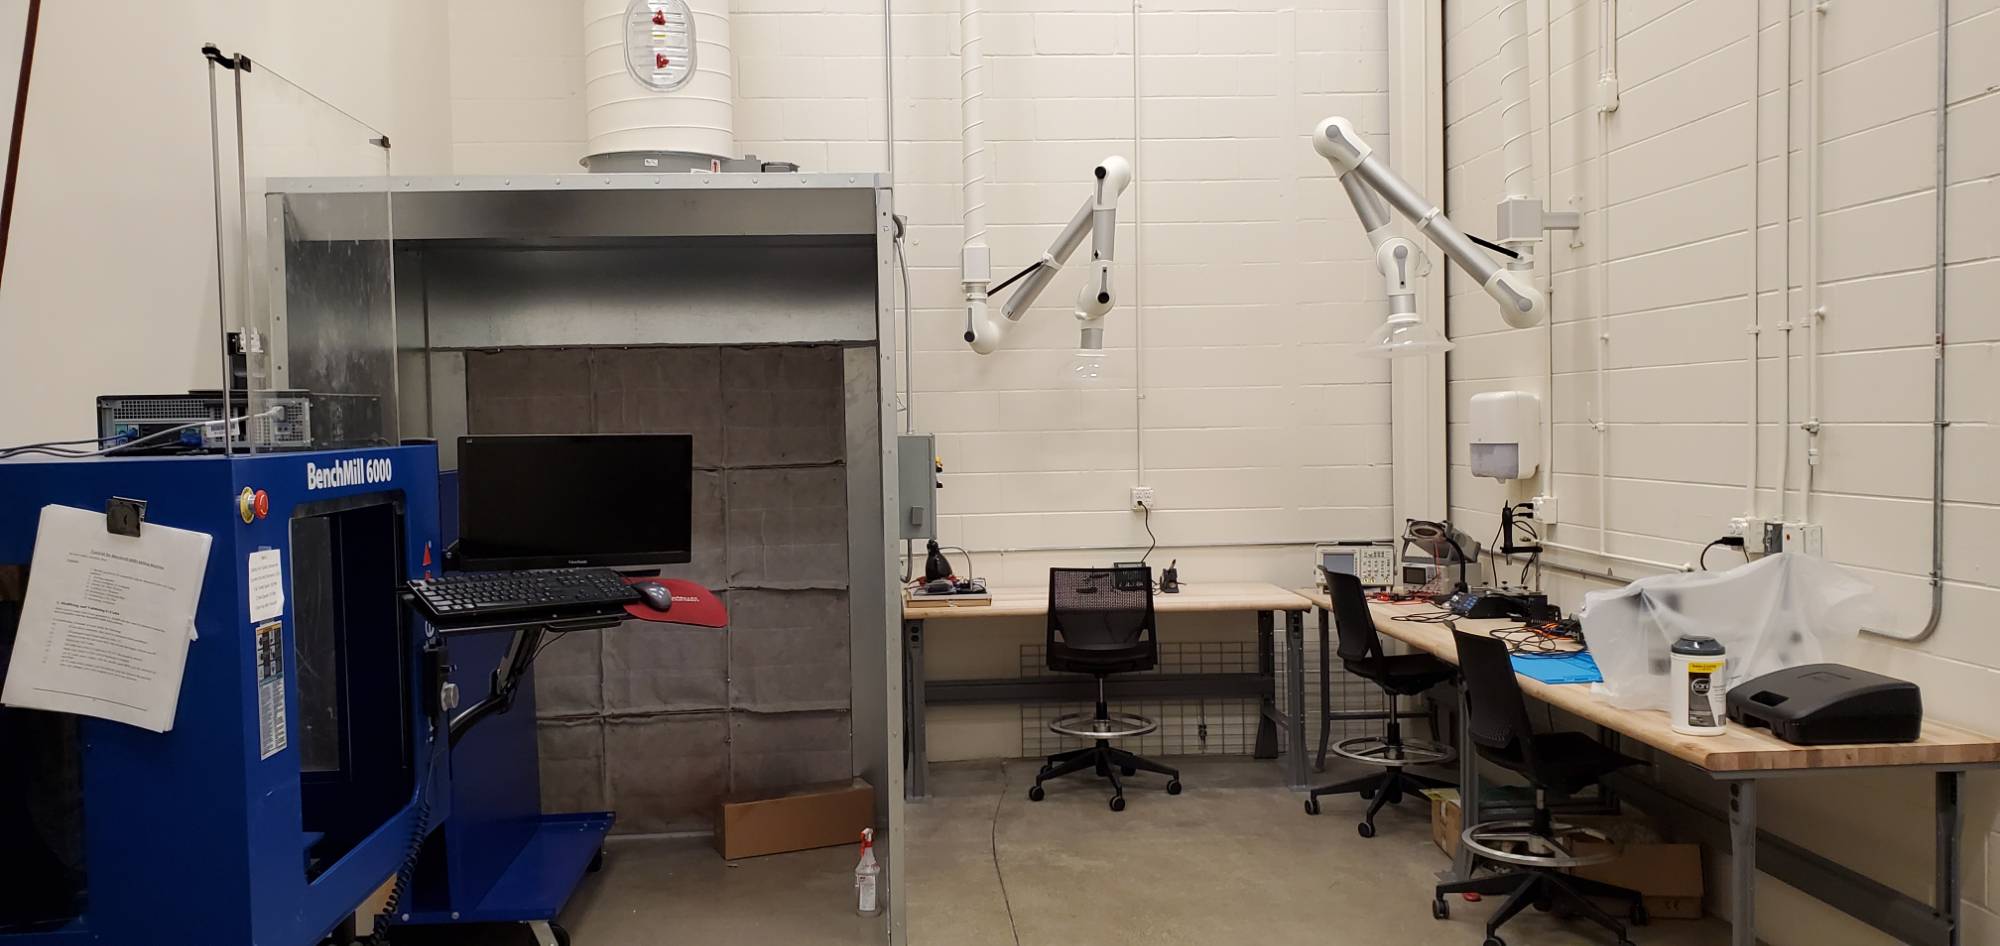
left=1, top=504, right=212, bottom=731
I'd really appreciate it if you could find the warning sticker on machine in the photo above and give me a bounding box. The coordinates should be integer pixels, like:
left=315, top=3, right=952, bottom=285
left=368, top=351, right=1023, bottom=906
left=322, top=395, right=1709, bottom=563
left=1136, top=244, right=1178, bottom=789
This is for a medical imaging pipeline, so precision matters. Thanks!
left=255, top=620, right=287, bottom=759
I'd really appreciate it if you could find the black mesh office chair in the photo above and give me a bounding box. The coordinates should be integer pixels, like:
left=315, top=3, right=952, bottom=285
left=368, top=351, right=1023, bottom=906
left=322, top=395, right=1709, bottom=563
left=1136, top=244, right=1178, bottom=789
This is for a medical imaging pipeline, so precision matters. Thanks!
left=1433, top=630, right=1648, bottom=946
left=1026, top=567, right=1183, bottom=811
left=1303, top=572, right=1457, bottom=836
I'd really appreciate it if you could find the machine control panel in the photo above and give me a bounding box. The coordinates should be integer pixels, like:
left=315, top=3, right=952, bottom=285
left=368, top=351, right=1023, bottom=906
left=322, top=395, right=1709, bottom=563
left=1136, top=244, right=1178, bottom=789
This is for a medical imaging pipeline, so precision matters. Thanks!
left=1314, top=541, right=1397, bottom=589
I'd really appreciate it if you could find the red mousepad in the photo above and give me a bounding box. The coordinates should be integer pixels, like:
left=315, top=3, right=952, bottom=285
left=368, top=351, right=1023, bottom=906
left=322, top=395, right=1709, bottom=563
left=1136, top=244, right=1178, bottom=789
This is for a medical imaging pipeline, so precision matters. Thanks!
left=621, top=578, right=728, bottom=627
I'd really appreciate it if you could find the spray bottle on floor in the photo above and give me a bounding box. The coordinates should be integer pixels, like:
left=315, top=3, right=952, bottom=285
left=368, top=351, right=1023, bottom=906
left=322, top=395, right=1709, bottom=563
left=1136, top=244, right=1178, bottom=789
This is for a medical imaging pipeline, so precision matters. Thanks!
left=854, top=828, right=882, bottom=916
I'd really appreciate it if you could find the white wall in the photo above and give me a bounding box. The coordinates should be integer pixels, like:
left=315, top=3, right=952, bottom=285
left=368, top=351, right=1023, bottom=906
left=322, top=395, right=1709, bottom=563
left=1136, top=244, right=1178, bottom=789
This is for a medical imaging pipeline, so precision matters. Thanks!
left=443, top=0, right=1397, bottom=581
left=0, top=0, right=453, bottom=444
left=1442, top=0, right=2000, bottom=940
left=444, top=0, right=1402, bottom=758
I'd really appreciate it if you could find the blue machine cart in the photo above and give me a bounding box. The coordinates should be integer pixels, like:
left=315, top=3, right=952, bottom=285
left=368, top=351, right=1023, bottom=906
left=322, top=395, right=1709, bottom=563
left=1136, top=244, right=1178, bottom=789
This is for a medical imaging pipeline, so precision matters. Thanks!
left=0, top=446, right=449, bottom=946
left=385, top=472, right=615, bottom=946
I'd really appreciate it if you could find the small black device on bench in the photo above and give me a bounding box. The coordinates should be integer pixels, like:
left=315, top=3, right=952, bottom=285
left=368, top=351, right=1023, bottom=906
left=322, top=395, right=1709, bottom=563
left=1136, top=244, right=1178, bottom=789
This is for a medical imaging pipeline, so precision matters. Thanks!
left=1441, top=587, right=1556, bottom=622
left=1725, top=663, right=1923, bottom=745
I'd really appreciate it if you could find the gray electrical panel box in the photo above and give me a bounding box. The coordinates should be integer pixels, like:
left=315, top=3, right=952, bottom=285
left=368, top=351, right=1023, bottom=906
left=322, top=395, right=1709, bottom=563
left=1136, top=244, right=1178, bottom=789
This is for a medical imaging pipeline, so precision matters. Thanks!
left=897, top=434, right=936, bottom=540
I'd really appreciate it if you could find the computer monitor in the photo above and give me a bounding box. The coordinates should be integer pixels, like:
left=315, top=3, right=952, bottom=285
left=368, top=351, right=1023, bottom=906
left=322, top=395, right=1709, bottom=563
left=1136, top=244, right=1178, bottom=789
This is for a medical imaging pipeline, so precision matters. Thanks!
left=456, top=434, right=693, bottom=570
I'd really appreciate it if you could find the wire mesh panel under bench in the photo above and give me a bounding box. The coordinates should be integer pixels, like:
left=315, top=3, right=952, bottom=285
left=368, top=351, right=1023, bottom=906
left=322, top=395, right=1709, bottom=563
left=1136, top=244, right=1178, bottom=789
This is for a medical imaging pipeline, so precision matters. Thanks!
left=900, top=581, right=1312, bottom=800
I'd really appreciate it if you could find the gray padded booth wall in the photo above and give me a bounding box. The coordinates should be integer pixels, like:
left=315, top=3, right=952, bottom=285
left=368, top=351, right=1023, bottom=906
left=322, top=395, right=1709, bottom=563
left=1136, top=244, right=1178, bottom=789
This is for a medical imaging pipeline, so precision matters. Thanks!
left=465, top=345, right=857, bottom=832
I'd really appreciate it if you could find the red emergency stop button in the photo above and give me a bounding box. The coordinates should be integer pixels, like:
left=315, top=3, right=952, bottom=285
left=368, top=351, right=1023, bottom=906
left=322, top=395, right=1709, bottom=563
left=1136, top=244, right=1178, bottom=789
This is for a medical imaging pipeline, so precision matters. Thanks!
left=254, top=490, right=269, bottom=519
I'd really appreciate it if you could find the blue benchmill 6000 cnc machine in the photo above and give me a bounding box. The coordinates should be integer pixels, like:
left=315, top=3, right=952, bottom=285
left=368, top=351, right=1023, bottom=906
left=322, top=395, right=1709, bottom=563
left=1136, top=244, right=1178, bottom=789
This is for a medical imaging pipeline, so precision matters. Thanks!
left=0, top=445, right=449, bottom=946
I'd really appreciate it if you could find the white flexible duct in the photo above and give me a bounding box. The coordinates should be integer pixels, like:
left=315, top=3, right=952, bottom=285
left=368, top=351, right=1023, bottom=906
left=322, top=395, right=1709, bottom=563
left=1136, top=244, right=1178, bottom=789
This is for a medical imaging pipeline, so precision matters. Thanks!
left=960, top=0, right=993, bottom=349
left=1498, top=0, right=1534, bottom=204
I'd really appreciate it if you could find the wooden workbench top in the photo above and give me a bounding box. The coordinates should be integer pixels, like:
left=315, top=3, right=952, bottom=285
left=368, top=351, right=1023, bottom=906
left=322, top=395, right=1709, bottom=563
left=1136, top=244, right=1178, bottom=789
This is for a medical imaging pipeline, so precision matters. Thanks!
left=905, top=581, right=1310, bottom=620
left=1295, top=589, right=2000, bottom=775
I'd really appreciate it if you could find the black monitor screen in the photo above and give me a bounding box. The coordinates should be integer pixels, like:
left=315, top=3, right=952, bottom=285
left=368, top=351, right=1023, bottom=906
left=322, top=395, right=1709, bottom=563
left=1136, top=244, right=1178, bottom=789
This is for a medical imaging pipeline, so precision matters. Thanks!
left=457, top=434, right=693, bottom=570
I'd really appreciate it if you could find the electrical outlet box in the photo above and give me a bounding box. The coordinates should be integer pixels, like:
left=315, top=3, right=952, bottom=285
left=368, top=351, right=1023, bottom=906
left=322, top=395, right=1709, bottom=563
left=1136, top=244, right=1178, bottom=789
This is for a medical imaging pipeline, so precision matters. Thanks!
left=1527, top=495, right=1556, bottom=524
left=1782, top=522, right=1824, bottom=557
left=1760, top=521, right=1784, bottom=556
left=1738, top=518, right=1777, bottom=555
left=1130, top=486, right=1155, bottom=509
left=1728, top=517, right=1749, bottom=538
left=896, top=434, right=937, bottom=540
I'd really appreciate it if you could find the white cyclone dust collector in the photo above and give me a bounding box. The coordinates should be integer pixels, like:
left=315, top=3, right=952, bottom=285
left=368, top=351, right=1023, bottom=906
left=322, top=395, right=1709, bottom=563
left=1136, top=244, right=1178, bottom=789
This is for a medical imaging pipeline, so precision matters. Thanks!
left=583, top=0, right=787, bottom=171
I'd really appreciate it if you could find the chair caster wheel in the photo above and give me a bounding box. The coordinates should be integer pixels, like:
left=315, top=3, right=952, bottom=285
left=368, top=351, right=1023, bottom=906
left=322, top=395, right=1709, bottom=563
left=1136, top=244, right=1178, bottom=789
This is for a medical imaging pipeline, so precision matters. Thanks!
left=1356, top=822, right=1376, bottom=839
left=1533, top=897, right=1553, bottom=912
left=1431, top=898, right=1449, bottom=920
left=1109, top=795, right=1126, bottom=812
left=1120, top=765, right=1136, bottom=776
left=588, top=848, right=605, bottom=873
left=1166, top=779, right=1182, bottom=795
left=1359, top=788, right=1375, bottom=800
left=1631, top=903, right=1649, bottom=926
left=1304, top=797, right=1320, bottom=816
left=550, top=923, right=572, bottom=946
left=1027, top=785, right=1045, bottom=802
left=1482, top=936, right=1505, bottom=946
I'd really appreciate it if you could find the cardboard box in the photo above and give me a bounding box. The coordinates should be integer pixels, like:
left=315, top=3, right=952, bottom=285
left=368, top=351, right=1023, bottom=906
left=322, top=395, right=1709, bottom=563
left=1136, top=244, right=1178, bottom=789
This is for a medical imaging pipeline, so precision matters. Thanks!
left=1428, top=790, right=1462, bottom=858
left=1430, top=798, right=1702, bottom=920
left=715, top=778, right=876, bottom=861
left=1571, top=842, right=1706, bottom=920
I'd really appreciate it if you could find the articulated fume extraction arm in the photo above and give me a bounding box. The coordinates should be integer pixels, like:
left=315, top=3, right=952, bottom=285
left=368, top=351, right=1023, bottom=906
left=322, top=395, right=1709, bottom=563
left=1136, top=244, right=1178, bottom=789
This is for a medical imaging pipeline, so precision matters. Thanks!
left=965, top=156, right=1133, bottom=355
left=1313, top=118, right=1544, bottom=354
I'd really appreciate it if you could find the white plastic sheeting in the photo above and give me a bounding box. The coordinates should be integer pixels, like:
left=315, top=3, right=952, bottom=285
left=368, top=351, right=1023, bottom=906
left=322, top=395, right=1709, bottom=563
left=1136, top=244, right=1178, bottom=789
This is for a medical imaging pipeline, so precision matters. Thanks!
left=1579, top=553, right=1881, bottom=712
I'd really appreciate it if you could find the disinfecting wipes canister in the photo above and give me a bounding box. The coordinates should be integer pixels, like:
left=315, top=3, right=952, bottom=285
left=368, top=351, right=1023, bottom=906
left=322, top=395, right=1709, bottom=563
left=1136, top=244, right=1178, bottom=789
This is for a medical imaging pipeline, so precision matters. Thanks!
left=1670, top=635, right=1728, bottom=736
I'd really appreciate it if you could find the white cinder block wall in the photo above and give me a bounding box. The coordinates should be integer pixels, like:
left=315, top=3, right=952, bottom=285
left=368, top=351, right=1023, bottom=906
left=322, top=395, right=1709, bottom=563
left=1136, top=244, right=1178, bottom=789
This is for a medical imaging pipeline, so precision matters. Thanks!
left=0, top=0, right=453, bottom=443
left=1442, top=0, right=1999, bottom=940
left=447, top=0, right=1401, bottom=759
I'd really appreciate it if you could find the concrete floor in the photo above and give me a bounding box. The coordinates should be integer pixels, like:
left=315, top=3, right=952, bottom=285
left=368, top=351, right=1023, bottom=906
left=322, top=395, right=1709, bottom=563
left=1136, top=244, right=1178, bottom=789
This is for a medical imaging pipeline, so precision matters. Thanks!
left=552, top=757, right=1732, bottom=946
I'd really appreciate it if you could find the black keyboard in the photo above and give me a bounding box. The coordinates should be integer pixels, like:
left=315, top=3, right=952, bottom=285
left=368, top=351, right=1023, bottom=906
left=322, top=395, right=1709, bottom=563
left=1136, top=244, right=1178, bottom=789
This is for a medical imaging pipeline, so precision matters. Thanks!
left=408, top=567, right=640, bottom=623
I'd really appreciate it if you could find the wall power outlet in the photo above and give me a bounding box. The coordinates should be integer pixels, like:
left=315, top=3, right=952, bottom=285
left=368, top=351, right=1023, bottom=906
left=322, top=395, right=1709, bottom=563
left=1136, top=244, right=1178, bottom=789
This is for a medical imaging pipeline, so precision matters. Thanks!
left=1130, top=486, right=1155, bottom=509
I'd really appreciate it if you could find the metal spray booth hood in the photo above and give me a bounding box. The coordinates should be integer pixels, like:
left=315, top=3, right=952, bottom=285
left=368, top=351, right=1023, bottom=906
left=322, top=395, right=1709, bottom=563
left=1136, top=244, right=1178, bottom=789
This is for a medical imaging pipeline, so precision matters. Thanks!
left=266, top=171, right=908, bottom=942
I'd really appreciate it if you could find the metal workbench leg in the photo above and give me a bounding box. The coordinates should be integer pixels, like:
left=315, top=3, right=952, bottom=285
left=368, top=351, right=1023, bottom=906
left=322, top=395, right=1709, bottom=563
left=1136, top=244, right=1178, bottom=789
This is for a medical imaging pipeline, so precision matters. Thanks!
left=1449, top=679, right=1478, bottom=882
left=1939, top=771, right=1963, bottom=946
left=1253, top=610, right=1279, bottom=759
left=1730, top=780, right=1757, bottom=946
left=1285, top=610, right=1307, bottom=790
left=1315, top=607, right=1333, bottom=772
left=904, top=618, right=928, bottom=801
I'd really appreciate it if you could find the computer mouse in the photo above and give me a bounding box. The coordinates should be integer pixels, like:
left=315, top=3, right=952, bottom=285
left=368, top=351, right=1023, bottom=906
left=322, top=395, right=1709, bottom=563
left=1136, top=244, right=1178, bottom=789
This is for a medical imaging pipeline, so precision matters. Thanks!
left=634, top=581, right=673, bottom=613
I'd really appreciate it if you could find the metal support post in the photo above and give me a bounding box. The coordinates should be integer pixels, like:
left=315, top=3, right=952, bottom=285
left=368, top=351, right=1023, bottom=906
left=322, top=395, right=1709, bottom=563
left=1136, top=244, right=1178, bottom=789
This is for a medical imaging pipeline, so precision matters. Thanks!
left=1285, top=609, right=1307, bottom=790
left=1938, top=771, right=1963, bottom=946
left=903, top=618, right=927, bottom=800
left=1730, top=780, right=1758, bottom=946
left=1317, top=607, right=1334, bottom=770
left=1253, top=610, right=1279, bottom=759
left=1449, top=680, right=1478, bottom=882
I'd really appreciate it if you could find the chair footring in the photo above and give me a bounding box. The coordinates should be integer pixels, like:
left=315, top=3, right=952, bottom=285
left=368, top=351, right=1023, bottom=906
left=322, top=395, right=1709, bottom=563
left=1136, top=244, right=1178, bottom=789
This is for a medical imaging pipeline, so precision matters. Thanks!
left=1330, top=734, right=1456, bottom=767
left=1049, top=711, right=1158, bottom=740
left=1459, top=819, right=1620, bottom=868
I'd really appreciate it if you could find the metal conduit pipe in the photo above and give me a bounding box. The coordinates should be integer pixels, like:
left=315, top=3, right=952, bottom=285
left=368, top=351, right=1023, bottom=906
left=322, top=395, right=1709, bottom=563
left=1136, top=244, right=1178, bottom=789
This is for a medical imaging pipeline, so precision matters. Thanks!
left=1864, top=0, right=1950, bottom=642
